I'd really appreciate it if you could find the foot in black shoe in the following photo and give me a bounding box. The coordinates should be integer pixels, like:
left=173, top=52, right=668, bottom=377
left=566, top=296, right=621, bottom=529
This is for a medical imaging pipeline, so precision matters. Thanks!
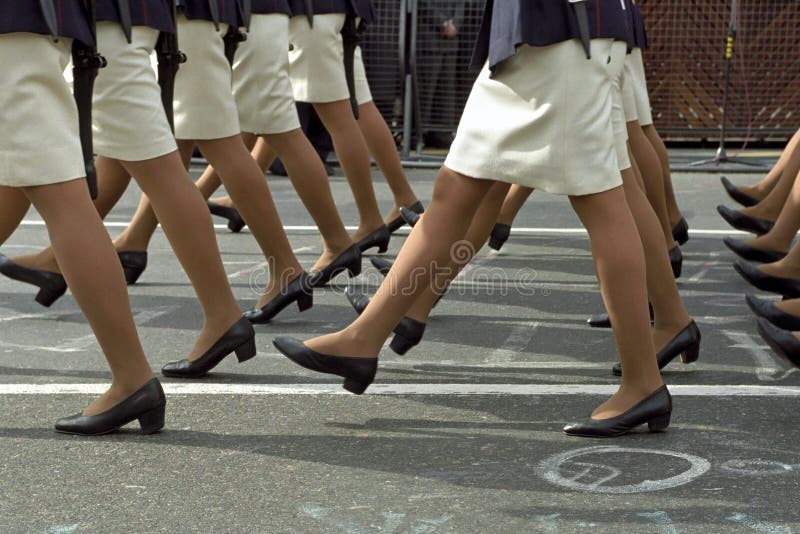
left=273, top=336, right=378, bottom=394
left=55, top=378, right=166, bottom=436
left=746, top=294, right=800, bottom=331
left=613, top=320, right=701, bottom=376
left=387, top=201, right=424, bottom=233
left=207, top=200, right=246, bottom=233
left=733, top=260, right=800, bottom=298
left=717, top=205, right=774, bottom=235
left=356, top=225, right=391, bottom=254
left=390, top=317, right=426, bottom=355
left=370, top=256, right=394, bottom=277
left=669, top=245, right=683, bottom=279
left=309, top=246, right=362, bottom=288
left=118, top=251, right=148, bottom=285
left=245, top=273, right=314, bottom=324
left=721, top=176, right=759, bottom=207
left=672, top=217, right=689, bottom=246
left=563, top=385, right=672, bottom=437
left=489, top=224, right=511, bottom=251
left=345, top=286, right=371, bottom=315
left=588, top=303, right=654, bottom=329
left=399, top=206, right=421, bottom=228
left=723, top=237, right=786, bottom=264
left=162, top=317, right=257, bottom=378
left=757, top=318, right=800, bottom=369
left=0, top=253, right=67, bottom=307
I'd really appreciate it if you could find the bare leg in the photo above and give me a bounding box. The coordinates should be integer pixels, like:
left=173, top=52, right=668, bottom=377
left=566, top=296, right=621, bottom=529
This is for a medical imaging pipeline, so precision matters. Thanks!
left=496, top=185, right=534, bottom=227
left=625, top=150, right=692, bottom=352
left=22, top=179, right=153, bottom=415
left=356, top=101, right=420, bottom=222
left=742, top=168, right=800, bottom=254
left=13, top=156, right=133, bottom=272
left=407, top=182, right=511, bottom=324
left=119, top=152, right=244, bottom=361
left=642, top=125, right=683, bottom=227
left=628, top=121, right=676, bottom=249
left=314, top=99, right=384, bottom=241
left=0, top=186, right=30, bottom=244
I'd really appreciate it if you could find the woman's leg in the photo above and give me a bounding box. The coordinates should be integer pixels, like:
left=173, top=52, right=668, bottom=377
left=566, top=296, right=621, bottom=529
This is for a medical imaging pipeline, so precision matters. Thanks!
left=197, top=135, right=304, bottom=307
left=569, top=186, right=664, bottom=418
left=496, top=185, right=534, bottom=227
left=740, top=166, right=798, bottom=222
left=195, top=132, right=260, bottom=201
left=13, top=156, right=133, bottom=272
left=0, top=186, right=30, bottom=245
left=119, top=151, right=244, bottom=361
left=642, top=125, right=684, bottom=227
left=740, top=168, right=800, bottom=255
left=759, top=239, right=800, bottom=281
left=314, top=99, right=385, bottom=241
left=406, top=181, right=511, bottom=324
left=625, top=149, right=692, bottom=351
left=23, top=179, right=153, bottom=415
left=738, top=128, right=800, bottom=201
left=628, top=121, right=676, bottom=249
left=304, top=167, right=493, bottom=357
left=356, top=101, right=420, bottom=222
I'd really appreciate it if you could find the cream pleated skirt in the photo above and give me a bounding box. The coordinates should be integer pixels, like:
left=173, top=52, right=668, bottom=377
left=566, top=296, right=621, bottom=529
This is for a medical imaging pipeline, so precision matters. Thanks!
left=174, top=15, right=240, bottom=140
left=93, top=23, right=177, bottom=161
left=233, top=14, right=300, bottom=135
left=445, top=39, right=628, bottom=196
left=0, top=33, right=85, bottom=187
left=288, top=14, right=372, bottom=104
left=627, top=48, right=653, bottom=126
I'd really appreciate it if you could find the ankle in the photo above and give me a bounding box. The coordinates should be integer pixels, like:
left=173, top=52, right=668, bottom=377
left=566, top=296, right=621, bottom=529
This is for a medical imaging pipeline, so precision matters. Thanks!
left=114, top=235, right=149, bottom=253
left=110, top=370, right=155, bottom=396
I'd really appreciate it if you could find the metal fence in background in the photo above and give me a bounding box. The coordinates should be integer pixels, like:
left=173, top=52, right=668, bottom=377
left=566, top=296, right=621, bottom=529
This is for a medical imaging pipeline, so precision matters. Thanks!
left=361, top=0, right=800, bottom=154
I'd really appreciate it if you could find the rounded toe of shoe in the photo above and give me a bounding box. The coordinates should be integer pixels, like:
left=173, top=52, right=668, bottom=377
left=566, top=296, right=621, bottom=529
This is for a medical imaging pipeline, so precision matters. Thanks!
left=54, top=414, right=82, bottom=434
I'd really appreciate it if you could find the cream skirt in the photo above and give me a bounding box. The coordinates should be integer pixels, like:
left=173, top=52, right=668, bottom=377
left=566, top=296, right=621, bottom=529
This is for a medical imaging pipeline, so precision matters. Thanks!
left=0, top=33, right=84, bottom=187
left=628, top=48, right=653, bottom=126
left=93, top=23, right=177, bottom=161
left=445, top=39, right=628, bottom=196
left=233, top=14, right=300, bottom=135
left=174, top=15, right=240, bottom=140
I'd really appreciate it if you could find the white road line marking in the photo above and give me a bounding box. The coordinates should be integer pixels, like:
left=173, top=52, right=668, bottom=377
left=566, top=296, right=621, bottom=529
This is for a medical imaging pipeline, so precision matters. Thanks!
left=0, top=384, right=797, bottom=396
left=687, top=253, right=721, bottom=283
left=16, top=220, right=756, bottom=236
left=488, top=322, right=538, bottom=363
left=722, top=330, right=799, bottom=382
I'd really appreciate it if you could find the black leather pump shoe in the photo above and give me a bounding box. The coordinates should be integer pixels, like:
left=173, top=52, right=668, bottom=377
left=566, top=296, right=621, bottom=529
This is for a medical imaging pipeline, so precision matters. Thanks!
left=390, top=317, right=426, bottom=355
left=309, top=245, right=362, bottom=288
left=721, top=176, right=758, bottom=207
left=118, top=251, right=148, bottom=285
left=563, top=385, right=672, bottom=437
left=489, top=224, right=511, bottom=251
left=746, top=294, right=800, bottom=331
left=345, top=286, right=371, bottom=315
left=162, top=317, right=256, bottom=378
left=717, top=205, right=774, bottom=235
left=669, top=245, right=683, bottom=279
left=612, top=320, right=701, bottom=376
left=723, top=237, right=786, bottom=264
left=734, top=261, right=800, bottom=298
left=356, top=225, right=391, bottom=254
left=55, top=378, right=166, bottom=436
left=245, top=273, right=314, bottom=324
left=370, top=256, right=393, bottom=277
left=273, top=336, right=378, bottom=394
left=0, top=253, right=67, bottom=307
left=207, top=200, right=246, bottom=233
left=388, top=201, right=424, bottom=233
left=587, top=303, right=654, bottom=329
left=757, top=318, right=800, bottom=368
left=672, top=217, right=689, bottom=246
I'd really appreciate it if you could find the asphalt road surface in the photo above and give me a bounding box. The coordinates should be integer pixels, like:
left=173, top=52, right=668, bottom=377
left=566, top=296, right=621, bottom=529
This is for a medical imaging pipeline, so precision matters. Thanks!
left=1, top=158, right=799, bottom=533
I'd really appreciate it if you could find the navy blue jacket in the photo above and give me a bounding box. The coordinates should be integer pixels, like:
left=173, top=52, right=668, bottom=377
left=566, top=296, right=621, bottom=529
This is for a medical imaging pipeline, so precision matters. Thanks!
left=0, top=0, right=94, bottom=45
left=178, top=0, right=241, bottom=26
left=252, top=0, right=291, bottom=15
left=472, top=0, right=633, bottom=70
left=97, top=0, right=175, bottom=32
left=288, top=0, right=377, bottom=23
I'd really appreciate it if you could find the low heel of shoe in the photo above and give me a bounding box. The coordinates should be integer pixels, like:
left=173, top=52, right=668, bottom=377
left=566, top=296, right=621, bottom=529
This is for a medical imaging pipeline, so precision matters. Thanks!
left=390, top=334, right=416, bottom=355
left=235, top=337, right=257, bottom=363
left=346, top=257, right=362, bottom=278
left=138, top=405, right=165, bottom=435
left=488, top=237, right=504, bottom=251
left=122, top=266, right=144, bottom=286
left=680, top=343, right=700, bottom=364
left=228, top=220, right=245, bottom=233
left=297, top=291, right=313, bottom=312
left=343, top=378, right=369, bottom=395
left=35, top=286, right=64, bottom=307
left=648, top=412, right=671, bottom=432
left=377, top=240, right=390, bottom=254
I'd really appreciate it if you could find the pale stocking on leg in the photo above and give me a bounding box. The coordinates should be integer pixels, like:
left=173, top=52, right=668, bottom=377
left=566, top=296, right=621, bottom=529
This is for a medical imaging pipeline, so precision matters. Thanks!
left=743, top=168, right=800, bottom=254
